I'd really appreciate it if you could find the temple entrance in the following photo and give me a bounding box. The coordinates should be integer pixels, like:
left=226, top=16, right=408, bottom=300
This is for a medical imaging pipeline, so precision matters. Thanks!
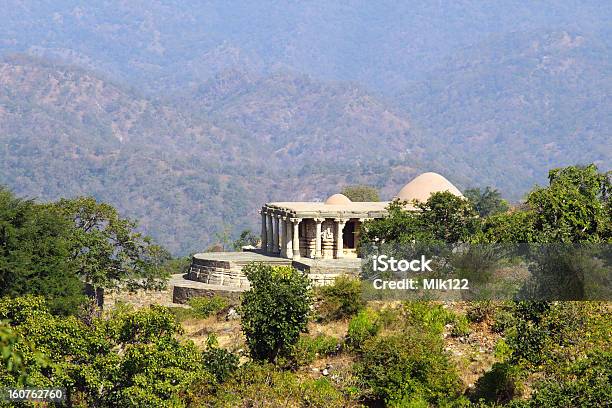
left=343, top=221, right=355, bottom=249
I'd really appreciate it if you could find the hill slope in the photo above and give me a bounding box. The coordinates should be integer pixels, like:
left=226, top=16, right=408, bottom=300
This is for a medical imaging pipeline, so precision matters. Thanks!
left=0, top=57, right=436, bottom=253
left=395, top=30, right=611, bottom=195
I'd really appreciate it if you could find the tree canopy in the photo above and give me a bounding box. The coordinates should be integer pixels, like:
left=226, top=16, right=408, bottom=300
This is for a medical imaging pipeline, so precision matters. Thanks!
left=340, top=185, right=380, bottom=202
left=240, top=264, right=312, bottom=363
left=0, top=188, right=84, bottom=315
left=464, top=186, right=509, bottom=217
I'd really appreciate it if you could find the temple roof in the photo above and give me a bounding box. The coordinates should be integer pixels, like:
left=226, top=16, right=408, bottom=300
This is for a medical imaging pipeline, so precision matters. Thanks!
left=325, top=193, right=352, bottom=205
left=395, top=172, right=463, bottom=202
left=265, top=201, right=391, bottom=218
left=263, top=172, right=462, bottom=218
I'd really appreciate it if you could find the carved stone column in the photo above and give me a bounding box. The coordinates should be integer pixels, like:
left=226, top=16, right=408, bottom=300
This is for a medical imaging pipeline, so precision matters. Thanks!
left=260, top=209, right=267, bottom=251
left=284, top=217, right=293, bottom=258
left=266, top=213, right=274, bottom=253
left=314, top=218, right=324, bottom=259
left=273, top=214, right=280, bottom=254
left=279, top=216, right=287, bottom=257
left=334, top=218, right=347, bottom=259
left=291, top=218, right=301, bottom=259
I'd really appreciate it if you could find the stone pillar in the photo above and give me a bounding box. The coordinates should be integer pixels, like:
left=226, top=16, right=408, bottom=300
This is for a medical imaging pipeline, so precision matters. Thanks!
left=273, top=215, right=280, bottom=253
left=266, top=213, right=274, bottom=253
left=314, top=218, right=324, bottom=259
left=285, top=218, right=293, bottom=258
left=260, top=210, right=267, bottom=251
left=291, top=218, right=301, bottom=259
left=279, top=216, right=287, bottom=257
left=334, top=218, right=347, bottom=259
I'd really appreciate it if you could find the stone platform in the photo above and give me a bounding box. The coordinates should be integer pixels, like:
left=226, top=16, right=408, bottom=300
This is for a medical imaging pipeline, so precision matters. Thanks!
left=187, top=250, right=362, bottom=290
left=171, top=273, right=245, bottom=304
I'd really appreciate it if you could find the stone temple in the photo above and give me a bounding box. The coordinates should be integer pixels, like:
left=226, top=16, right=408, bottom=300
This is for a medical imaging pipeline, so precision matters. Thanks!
left=185, top=172, right=463, bottom=292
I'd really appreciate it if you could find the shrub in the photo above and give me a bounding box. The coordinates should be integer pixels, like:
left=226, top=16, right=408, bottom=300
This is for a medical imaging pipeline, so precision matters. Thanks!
left=403, top=301, right=470, bottom=337
left=208, top=363, right=348, bottom=407
left=492, top=309, right=515, bottom=333
left=290, top=334, right=341, bottom=367
left=188, top=295, right=229, bottom=318
left=0, top=297, right=215, bottom=407
left=472, top=362, right=524, bottom=404
left=451, top=314, right=471, bottom=337
left=466, top=301, right=496, bottom=323
left=506, top=301, right=552, bottom=366
left=403, top=301, right=455, bottom=335
left=201, top=335, right=239, bottom=383
left=527, top=350, right=611, bottom=407
left=356, top=330, right=462, bottom=406
left=347, top=309, right=381, bottom=350
left=316, top=275, right=364, bottom=321
left=239, top=263, right=312, bottom=363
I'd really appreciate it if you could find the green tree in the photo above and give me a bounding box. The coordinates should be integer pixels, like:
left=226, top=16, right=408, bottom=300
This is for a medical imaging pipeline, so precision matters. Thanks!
left=477, top=210, right=538, bottom=243
left=362, top=191, right=479, bottom=244
left=526, top=164, right=611, bottom=242
left=341, top=185, right=380, bottom=202
left=53, top=197, right=170, bottom=308
left=465, top=186, right=509, bottom=217
left=0, top=187, right=85, bottom=315
left=0, top=296, right=218, bottom=407
left=0, top=324, right=29, bottom=386
left=232, top=229, right=259, bottom=251
left=418, top=191, right=480, bottom=242
left=356, top=329, right=462, bottom=406
left=240, top=263, right=312, bottom=363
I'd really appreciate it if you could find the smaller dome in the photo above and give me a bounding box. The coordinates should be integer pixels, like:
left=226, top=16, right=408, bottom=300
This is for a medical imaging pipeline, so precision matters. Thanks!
left=325, top=193, right=352, bottom=205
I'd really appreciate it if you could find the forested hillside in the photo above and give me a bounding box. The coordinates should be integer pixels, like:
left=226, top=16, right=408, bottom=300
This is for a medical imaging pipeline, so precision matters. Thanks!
left=0, top=2, right=610, bottom=253
left=0, top=57, right=434, bottom=254
left=396, top=30, right=611, bottom=194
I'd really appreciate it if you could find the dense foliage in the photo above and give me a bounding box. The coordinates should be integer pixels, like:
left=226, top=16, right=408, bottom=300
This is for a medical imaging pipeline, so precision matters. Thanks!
left=315, top=275, right=365, bottom=322
left=0, top=297, right=224, bottom=407
left=340, top=185, right=380, bottom=202
left=1, top=164, right=610, bottom=406
left=240, top=263, right=312, bottom=363
left=363, top=164, right=611, bottom=246
left=0, top=188, right=84, bottom=314
left=465, top=187, right=509, bottom=217
left=0, top=188, right=171, bottom=313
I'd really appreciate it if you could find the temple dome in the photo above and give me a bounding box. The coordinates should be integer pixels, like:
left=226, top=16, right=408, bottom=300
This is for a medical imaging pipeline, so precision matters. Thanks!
left=325, top=193, right=352, bottom=205
left=396, top=172, right=463, bottom=202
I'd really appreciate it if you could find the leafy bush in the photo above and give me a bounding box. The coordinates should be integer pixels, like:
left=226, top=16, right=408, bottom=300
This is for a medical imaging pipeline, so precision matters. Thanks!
left=404, top=301, right=469, bottom=338
left=188, top=295, right=229, bottom=318
left=316, top=275, right=364, bottom=321
left=472, top=362, right=523, bottom=404
left=451, top=314, right=472, bottom=337
left=0, top=297, right=216, bottom=407
left=466, top=301, right=496, bottom=323
left=526, top=350, right=611, bottom=407
left=240, top=263, right=312, bottom=363
left=208, top=363, right=347, bottom=407
left=201, top=335, right=239, bottom=383
left=356, top=330, right=462, bottom=406
left=492, top=309, right=515, bottom=334
left=0, top=190, right=86, bottom=315
left=290, top=334, right=341, bottom=367
left=347, top=309, right=381, bottom=350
